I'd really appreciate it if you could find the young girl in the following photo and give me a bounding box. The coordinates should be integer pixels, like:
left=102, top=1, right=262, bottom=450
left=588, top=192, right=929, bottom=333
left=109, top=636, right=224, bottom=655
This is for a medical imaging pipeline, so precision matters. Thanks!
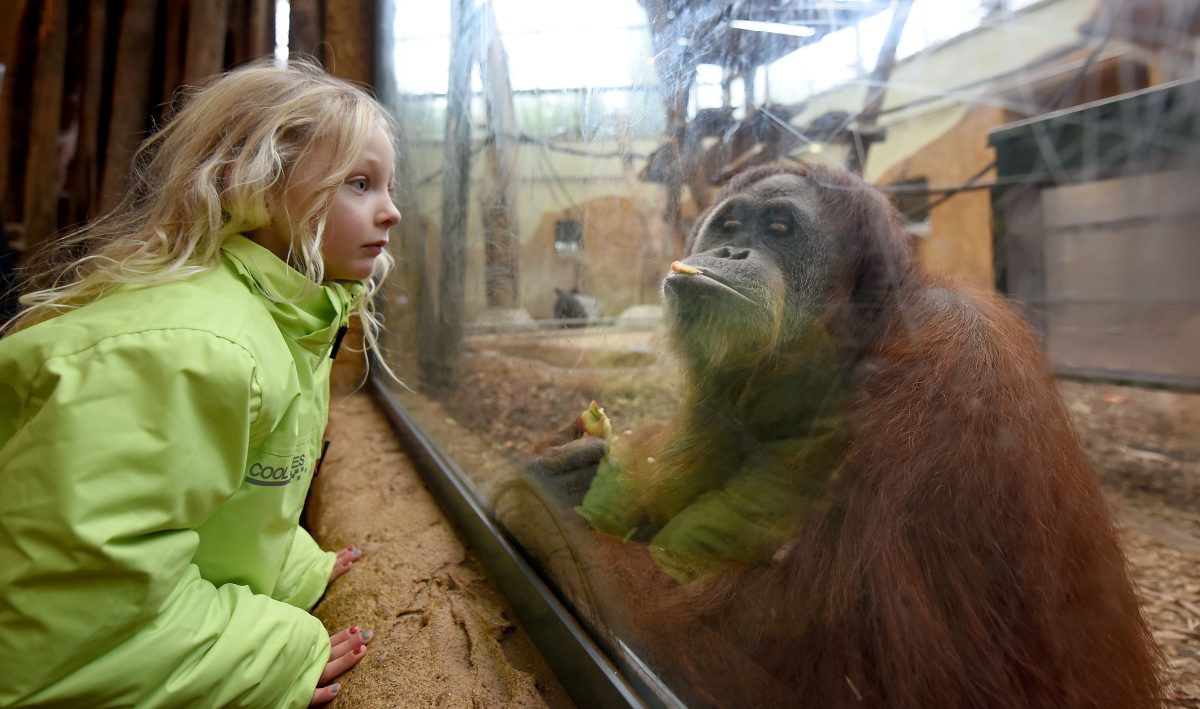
left=0, top=59, right=400, bottom=707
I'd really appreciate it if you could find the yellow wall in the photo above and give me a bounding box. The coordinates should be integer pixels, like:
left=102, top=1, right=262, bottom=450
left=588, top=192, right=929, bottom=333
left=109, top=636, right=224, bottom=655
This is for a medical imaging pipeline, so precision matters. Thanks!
left=797, top=0, right=1100, bottom=182
left=879, top=106, right=1009, bottom=286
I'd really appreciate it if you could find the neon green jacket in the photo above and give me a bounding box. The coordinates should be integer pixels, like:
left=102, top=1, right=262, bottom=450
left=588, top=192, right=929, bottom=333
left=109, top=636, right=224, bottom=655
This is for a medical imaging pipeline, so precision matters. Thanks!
left=0, top=235, right=362, bottom=707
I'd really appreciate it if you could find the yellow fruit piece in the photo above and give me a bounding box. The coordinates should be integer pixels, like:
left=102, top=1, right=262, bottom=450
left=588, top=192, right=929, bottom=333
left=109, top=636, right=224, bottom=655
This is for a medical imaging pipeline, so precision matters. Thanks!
left=670, top=261, right=703, bottom=275
left=577, top=400, right=613, bottom=439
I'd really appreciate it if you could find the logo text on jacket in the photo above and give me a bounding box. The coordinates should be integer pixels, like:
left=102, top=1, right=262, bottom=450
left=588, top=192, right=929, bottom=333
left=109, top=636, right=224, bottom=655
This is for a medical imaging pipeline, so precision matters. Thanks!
left=245, top=454, right=307, bottom=486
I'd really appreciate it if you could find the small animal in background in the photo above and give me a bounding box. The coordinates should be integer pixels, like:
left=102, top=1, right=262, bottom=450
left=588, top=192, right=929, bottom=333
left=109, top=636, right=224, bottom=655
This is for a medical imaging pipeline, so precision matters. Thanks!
left=553, top=287, right=601, bottom=327
left=532, top=162, right=1161, bottom=709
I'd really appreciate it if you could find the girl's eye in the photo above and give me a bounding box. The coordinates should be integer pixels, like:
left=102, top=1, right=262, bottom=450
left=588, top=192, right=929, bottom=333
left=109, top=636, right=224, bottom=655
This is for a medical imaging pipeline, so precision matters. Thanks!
left=349, top=178, right=368, bottom=192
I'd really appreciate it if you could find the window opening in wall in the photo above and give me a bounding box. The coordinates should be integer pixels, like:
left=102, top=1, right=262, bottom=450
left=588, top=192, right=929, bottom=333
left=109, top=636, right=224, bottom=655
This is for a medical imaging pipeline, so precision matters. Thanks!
left=891, top=177, right=932, bottom=237
left=553, top=218, right=583, bottom=254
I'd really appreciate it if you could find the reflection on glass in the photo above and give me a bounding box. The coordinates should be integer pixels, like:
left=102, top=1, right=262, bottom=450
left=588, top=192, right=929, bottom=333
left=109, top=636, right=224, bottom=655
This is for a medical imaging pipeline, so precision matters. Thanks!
left=378, top=0, right=1199, bottom=705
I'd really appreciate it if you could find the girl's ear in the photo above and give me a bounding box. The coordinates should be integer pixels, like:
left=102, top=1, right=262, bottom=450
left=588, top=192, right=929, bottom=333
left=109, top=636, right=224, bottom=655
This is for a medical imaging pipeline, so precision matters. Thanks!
left=259, top=177, right=287, bottom=221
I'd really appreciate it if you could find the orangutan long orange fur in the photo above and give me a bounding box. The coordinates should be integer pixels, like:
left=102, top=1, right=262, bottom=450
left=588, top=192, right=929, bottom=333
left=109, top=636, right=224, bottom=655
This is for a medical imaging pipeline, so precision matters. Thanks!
left=589, top=164, right=1161, bottom=709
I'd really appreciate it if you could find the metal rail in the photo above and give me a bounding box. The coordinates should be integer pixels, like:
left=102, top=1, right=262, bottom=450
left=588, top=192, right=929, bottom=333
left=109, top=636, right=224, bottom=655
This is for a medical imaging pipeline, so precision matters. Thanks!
left=367, top=374, right=684, bottom=709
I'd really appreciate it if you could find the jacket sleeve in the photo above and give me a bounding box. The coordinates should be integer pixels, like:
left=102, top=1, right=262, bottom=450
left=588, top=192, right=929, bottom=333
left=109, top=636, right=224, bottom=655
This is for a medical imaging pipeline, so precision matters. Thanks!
left=275, top=526, right=336, bottom=610
left=0, top=330, right=327, bottom=708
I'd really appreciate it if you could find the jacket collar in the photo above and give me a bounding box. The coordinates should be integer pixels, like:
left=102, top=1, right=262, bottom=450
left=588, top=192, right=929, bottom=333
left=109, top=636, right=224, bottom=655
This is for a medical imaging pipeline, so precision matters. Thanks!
left=221, top=235, right=365, bottom=354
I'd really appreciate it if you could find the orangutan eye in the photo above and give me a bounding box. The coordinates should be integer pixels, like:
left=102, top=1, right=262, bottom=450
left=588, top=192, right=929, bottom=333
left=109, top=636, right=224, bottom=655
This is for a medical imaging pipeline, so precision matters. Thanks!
left=769, top=220, right=790, bottom=234
left=722, top=219, right=742, bottom=231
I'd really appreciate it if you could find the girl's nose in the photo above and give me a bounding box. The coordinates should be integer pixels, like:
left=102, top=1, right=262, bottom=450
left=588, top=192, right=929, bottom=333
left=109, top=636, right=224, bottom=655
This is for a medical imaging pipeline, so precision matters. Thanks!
left=378, top=200, right=401, bottom=228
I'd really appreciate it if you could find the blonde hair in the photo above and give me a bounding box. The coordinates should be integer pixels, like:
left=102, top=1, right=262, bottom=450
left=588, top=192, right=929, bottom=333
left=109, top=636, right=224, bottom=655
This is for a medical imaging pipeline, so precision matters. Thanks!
left=9, top=58, right=398, bottom=373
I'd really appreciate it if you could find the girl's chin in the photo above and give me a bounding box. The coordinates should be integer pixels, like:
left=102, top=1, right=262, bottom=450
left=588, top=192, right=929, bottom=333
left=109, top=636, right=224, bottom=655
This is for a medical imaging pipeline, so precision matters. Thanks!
left=323, top=259, right=377, bottom=282
left=327, top=273, right=372, bottom=282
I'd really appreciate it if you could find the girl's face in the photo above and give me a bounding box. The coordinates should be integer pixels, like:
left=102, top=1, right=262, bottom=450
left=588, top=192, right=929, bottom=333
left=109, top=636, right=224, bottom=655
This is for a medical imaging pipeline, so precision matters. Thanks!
left=322, top=124, right=401, bottom=281
left=248, top=123, right=400, bottom=282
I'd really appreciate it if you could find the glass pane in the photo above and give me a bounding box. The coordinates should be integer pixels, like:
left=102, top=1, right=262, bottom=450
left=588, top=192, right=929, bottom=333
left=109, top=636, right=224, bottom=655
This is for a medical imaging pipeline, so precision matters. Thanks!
left=378, top=0, right=1200, bottom=705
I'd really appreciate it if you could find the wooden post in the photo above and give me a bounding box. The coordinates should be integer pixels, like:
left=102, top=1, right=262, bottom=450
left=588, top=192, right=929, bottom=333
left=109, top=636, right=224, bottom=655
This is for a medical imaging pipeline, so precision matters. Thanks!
left=642, top=0, right=694, bottom=258
left=65, top=0, right=108, bottom=225
left=846, top=0, right=914, bottom=175
left=22, top=0, right=69, bottom=249
left=0, top=0, right=34, bottom=221
left=323, top=0, right=372, bottom=84
left=424, top=0, right=479, bottom=391
left=616, top=113, right=659, bottom=302
left=250, top=0, right=275, bottom=61
left=99, top=1, right=158, bottom=213
left=160, top=0, right=186, bottom=105
left=384, top=120, right=425, bottom=361
left=372, top=0, right=424, bottom=375
left=478, top=2, right=519, bottom=310
left=182, top=0, right=231, bottom=85
left=0, top=1, right=25, bottom=61
left=289, top=0, right=322, bottom=61
left=232, top=0, right=275, bottom=65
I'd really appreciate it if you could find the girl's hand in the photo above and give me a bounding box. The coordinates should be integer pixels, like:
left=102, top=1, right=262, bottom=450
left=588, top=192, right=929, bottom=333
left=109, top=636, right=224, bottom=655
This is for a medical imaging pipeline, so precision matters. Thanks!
left=310, top=625, right=373, bottom=705
left=329, top=545, right=363, bottom=582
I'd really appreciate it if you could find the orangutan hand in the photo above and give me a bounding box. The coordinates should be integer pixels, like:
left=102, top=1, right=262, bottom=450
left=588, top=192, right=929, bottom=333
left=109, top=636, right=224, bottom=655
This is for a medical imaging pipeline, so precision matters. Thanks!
left=526, top=437, right=609, bottom=506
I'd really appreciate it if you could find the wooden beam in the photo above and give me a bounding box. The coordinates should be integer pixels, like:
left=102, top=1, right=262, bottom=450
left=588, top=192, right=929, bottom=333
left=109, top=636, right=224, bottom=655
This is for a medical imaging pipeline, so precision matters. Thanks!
left=0, top=0, right=34, bottom=220
left=373, top=0, right=425, bottom=376
left=0, top=0, right=28, bottom=78
left=323, top=0, right=372, bottom=84
left=99, top=1, right=158, bottom=213
left=478, top=2, right=519, bottom=309
left=423, top=0, right=479, bottom=390
left=183, top=0, right=231, bottom=84
left=289, top=0, right=322, bottom=61
left=160, top=0, right=187, bottom=102
left=23, top=0, right=69, bottom=249
left=616, top=114, right=660, bottom=304
left=231, top=0, right=275, bottom=64
left=641, top=0, right=695, bottom=257
left=248, top=0, right=275, bottom=61
left=65, top=0, right=109, bottom=224
left=846, top=0, right=914, bottom=175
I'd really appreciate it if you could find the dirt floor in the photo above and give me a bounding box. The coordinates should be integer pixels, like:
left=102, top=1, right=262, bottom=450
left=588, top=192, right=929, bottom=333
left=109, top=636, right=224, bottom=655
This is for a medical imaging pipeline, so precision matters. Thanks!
left=1057, top=379, right=1200, bottom=707
left=306, top=389, right=575, bottom=709
left=310, top=332, right=1200, bottom=707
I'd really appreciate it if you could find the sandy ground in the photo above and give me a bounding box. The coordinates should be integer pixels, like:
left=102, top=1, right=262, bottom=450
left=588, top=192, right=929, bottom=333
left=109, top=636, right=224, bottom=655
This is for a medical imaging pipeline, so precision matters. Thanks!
left=307, top=340, right=1200, bottom=707
left=304, top=388, right=574, bottom=708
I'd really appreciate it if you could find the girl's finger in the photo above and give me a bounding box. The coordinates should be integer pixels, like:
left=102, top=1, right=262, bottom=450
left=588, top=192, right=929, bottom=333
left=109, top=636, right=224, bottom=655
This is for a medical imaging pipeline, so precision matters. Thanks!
left=328, top=625, right=358, bottom=647
left=310, top=682, right=341, bottom=706
left=318, top=642, right=368, bottom=684
left=330, top=630, right=367, bottom=660
left=335, top=547, right=363, bottom=564
left=329, top=559, right=355, bottom=582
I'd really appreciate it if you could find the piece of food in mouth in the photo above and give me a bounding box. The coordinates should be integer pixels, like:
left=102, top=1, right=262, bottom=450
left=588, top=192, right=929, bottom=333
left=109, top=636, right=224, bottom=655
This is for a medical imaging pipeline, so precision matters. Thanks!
left=667, top=259, right=755, bottom=305
left=670, top=261, right=703, bottom=275
left=577, top=400, right=613, bottom=439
